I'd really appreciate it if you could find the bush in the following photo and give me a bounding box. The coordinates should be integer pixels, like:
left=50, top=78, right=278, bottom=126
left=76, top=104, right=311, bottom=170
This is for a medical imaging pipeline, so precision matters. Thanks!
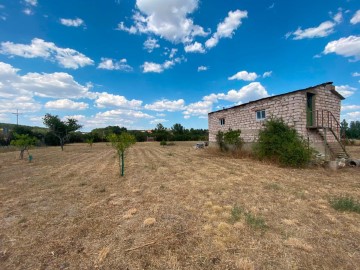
left=330, top=196, right=360, bottom=213
left=253, top=118, right=313, bottom=167
left=216, top=129, right=243, bottom=152
left=160, top=140, right=167, bottom=146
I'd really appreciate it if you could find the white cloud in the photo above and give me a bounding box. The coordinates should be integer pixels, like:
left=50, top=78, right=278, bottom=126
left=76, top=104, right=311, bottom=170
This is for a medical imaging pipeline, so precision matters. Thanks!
left=60, top=18, right=85, bottom=27
left=228, top=70, right=259, bottom=81
left=263, top=71, right=272, bottom=78
left=45, top=99, right=89, bottom=110
left=145, top=99, right=185, bottom=111
left=341, top=105, right=360, bottom=111
left=0, top=38, right=94, bottom=69
left=332, top=10, right=343, bottom=24
left=352, top=72, right=360, bottom=77
left=144, top=37, right=160, bottom=52
left=142, top=58, right=183, bottom=73
left=169, top=48, right=177, bottom=58
left=0, top=62, right=93, bottom=101
left=95, top=92, right=142, bottom=108
left=97, top=58, right=133, bottom=71
left=96, top=109, right=153, bottom=119
left=156, top=113, right=166, bottom=117
left=350, top=10, right=360, bottom=24
left=0, top=96, right=41, bottom=114
left=197, top=66, right=208, bottom=72
left=323, top=35, right=360, bottom=61
left=335, top=85, right=357, bottom=98
left=23, top=8, right=33, bottom=15
left=150, top=118, right=168, bottom=124
left=24, top=0, right=37, bottom=6
left=344, top=111, right=360, bottom=121
left=117, top=0, right=208, bottom=44
left=183, top=82, right=269, bottom=119
left=268, top=3, right=275, bottom=9
left=142, top=62, right=164, bottom=73
left=205, top=10, right=248, bottom=49
left=184, top=42, right=205, bottom=53
left=289, top=21, right=336, bottom=40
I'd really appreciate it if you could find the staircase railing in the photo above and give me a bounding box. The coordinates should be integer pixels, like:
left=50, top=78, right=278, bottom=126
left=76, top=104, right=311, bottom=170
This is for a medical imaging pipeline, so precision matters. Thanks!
left=312, top=110, right=348, bottom=158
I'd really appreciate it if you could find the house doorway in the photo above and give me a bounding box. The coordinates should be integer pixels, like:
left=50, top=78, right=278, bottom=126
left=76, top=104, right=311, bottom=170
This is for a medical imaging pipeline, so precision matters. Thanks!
left=306, top=93, right=315, bottom=126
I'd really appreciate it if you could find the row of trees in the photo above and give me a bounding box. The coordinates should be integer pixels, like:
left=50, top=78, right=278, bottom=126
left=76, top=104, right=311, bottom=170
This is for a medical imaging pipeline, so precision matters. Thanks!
left=341, top=120, right=360, bottom=139
left=1, top=114, right=209, bottom=150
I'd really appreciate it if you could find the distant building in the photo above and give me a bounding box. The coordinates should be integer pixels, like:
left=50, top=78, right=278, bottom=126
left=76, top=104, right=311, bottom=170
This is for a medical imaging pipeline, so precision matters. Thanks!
left=208, top=82, right=348, bottom=160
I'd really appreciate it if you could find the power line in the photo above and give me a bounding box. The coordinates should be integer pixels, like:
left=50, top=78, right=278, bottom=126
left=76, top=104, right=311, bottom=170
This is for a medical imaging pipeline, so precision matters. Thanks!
left=12, top=109, right=23, bottom=125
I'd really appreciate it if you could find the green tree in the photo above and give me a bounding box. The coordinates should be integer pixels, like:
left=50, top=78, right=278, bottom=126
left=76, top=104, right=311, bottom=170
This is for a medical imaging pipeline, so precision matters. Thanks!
left=253, top=118, right=312, bottom=167
left=340, top=119, right=348, bottom=139
left=107, top=132, right=136, bottom=177
left=43, top=114, right=82, bottom=151
left=216, top=129, right=243, bottom=151
left=153, top=123, right=169, bottom=141
left=10, top=133, right=37, bottom=159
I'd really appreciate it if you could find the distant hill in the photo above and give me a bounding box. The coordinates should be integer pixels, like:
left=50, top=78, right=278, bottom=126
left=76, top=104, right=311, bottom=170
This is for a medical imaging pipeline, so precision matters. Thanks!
left=0, top=123, right=48, bottom=133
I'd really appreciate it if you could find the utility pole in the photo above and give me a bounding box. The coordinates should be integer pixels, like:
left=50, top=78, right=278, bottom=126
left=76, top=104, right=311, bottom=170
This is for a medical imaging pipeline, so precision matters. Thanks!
left=12, top=109, right=22, bottom=125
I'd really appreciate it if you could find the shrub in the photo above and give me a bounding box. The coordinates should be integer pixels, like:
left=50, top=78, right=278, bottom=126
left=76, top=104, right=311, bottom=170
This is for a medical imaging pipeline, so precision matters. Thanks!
left=330, top=196, right=360, bottom=213
left=160, top=140, right=167, bottom=146
left=216, top=129, right=243, bottom=152
left=245, top=212, right=267, bottom=230
left=253, top=118, right=313, bottom=167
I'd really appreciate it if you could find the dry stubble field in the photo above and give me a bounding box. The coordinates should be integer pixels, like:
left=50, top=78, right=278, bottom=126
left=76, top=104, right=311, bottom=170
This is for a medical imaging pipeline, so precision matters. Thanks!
left=0, top=142, right=360, bottom=270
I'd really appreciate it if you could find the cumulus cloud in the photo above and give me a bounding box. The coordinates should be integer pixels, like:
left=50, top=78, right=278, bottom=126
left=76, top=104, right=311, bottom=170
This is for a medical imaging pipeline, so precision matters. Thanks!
left=97, top=58, right=133, bottom=71
left=24, top=0, right=37, bottom=6
left=150, top=118, right=168, bottom=124
left=344, top=111, right=360, bottom=121
left=142, top=57, right=183, bottom=73
left=197, top=66, right=208, bottom=72
left=144, top=37, right=160, bottom=52
left=183, top=82, right=269, bottom=119
left=205, top=10, right=248, bottom=49
left=96, top=109, right=153, bottom=119
left=287, top=11, right=343, bottom=40
left=0, top=61, right=93, bottom=102
left=323, top=35, right=360, bottom=61
left=263, top=71, right=272, bottom=78
left=0, top=38, right=94, bottom=69
left=145, top=99, right=185, bottom=111
left=287, top=21, right=336, bottom=40
left=45, top=99, right=89, bottom=110
left=341, top=105, right=360, bottom=111
left=60, top=18, right=85, bottom=27
left=0, top=96, right=41, bottom=114
left=228, top=71, right=259, bottom=81
left=350, top=10, right=360, bottom=24
left=335, top=85, right=357, bottom=98
left=352, top=72, right=360, bottom=77
left=95, top=92, right=142, bottom=108
left=184, top=42, right=205, bottom=53
left=117, top=0, right=208, bottom=44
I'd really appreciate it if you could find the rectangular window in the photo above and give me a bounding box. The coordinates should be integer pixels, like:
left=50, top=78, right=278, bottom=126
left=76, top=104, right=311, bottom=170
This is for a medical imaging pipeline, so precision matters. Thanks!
left=256, top=110, right=266, bottom=120
left=219, top=118, right=225, bottom=126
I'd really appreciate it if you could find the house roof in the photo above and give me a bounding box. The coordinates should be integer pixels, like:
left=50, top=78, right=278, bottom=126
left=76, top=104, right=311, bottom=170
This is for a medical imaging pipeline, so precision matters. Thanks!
left=208, top=82, right=345, bottom=115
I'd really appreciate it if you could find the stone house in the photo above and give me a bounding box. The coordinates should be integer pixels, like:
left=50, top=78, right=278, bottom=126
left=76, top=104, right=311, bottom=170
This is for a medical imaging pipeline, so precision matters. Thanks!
left=208, top=82, right=348, bottom=160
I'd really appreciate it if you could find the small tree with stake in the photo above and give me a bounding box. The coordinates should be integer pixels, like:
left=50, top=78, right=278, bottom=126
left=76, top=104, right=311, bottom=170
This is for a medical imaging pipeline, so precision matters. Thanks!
left=10, top=133, right=37, bottom=159
left=107, top=132, right=136, bottom=177
left=43, top=114, right=82, bottom=151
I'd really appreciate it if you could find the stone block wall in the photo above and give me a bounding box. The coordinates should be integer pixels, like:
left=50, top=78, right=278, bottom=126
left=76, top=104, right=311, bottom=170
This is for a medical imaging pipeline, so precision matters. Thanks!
left=208, top=83, right=342, bottom=156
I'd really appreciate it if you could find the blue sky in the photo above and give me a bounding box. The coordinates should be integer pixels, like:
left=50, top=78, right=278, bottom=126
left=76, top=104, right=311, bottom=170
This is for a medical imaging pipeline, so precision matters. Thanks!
left=0, top=0, right=359, bottom=131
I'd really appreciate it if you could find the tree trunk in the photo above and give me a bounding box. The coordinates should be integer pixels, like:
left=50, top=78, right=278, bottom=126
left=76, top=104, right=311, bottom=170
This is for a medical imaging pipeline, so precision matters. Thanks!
left=60, top=138, right=64, bottom=151
left=121, top=151, right=125, bottom=176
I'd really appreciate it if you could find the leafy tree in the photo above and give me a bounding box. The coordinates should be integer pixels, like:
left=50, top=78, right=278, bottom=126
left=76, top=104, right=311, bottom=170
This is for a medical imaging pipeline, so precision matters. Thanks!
left=85, top=137, right=94, bottom=148
left=107, top=132, right=136, bottom=177
left=216, top=129, right=243, bottom=151
left=253, top=118, right=312, bottom=167
left=340, top=119, right=348, bottom=139
left=43, top=114, right=82, bottom=151
left=153, top=123, right=169, bottom=141
left=10, top=133, right=37, bottom=159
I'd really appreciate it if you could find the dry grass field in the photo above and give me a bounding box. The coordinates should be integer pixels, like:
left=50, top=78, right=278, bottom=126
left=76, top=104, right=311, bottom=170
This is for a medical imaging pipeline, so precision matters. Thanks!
left=1, top=142, right=360, bottom=270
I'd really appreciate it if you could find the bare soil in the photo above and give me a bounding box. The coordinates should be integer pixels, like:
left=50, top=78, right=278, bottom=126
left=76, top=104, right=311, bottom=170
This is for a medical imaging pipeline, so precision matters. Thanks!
left=1, top=142, right=360, bottom=270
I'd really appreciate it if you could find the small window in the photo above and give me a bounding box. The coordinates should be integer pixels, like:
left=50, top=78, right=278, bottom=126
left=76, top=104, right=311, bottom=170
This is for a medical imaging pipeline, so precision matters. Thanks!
left=256, top=110, right=266, bottom=120
left=219, top=118, right=225, bottom=126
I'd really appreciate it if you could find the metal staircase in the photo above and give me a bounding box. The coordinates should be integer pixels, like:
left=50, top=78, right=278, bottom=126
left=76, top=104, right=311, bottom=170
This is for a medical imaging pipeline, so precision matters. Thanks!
left=307, top=110, right=349, bottom=160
